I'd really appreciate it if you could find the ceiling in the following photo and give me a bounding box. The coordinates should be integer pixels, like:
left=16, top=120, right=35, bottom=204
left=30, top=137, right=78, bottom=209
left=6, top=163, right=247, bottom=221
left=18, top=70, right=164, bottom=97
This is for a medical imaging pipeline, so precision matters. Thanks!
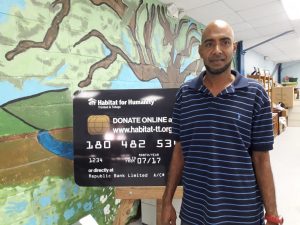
left=160, top=0, right=300, bottom=63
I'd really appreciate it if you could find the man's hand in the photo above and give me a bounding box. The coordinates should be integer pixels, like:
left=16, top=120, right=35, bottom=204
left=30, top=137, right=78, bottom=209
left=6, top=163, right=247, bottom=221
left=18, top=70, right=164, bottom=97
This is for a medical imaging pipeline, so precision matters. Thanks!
left=161, top=142, right=183, bottom=225
left=266, top=222, right=279, bottom=225
left=161, top=202, right=177, bottom=225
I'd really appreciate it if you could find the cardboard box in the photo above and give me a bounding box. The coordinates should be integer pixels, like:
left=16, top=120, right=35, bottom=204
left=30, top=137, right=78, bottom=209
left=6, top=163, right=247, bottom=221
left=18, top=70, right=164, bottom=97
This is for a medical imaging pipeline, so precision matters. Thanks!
left=272, top=86, right=294, bottom=108
left=281, top=108, right=288, bottom=117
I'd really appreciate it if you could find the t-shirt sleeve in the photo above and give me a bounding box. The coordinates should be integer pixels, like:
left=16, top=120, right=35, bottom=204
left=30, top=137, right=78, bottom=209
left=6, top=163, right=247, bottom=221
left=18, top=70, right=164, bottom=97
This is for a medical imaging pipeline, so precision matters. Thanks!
left=250, top=87, right=274, bottom=151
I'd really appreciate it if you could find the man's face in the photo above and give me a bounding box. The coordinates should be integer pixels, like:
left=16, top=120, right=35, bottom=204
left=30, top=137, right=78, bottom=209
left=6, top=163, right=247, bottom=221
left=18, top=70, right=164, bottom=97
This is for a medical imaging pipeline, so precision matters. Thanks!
left=199, top=24, right=236, bottom=75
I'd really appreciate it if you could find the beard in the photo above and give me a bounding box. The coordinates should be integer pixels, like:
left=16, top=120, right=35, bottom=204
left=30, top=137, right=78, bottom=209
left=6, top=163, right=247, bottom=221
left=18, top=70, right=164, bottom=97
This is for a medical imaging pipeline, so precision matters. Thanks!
left=204, top=60, right=232, bottom=75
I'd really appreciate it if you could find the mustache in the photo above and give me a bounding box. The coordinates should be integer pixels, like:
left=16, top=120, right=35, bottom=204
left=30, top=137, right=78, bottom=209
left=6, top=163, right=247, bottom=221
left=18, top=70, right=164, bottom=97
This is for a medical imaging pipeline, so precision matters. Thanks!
left=209, top=57, right=225, bottom=61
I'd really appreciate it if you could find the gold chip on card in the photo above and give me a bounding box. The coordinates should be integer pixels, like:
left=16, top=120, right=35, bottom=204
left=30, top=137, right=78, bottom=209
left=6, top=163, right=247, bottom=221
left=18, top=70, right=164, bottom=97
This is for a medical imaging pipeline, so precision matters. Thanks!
left=87, top=115, right=110, bottom=135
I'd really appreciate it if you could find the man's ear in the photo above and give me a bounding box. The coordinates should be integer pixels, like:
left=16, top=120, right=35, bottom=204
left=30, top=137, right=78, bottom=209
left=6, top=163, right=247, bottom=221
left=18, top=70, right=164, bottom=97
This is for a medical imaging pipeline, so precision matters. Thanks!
left=233, top=42, right=237, bottom=52
left=198, top=44, right=203, bottom=58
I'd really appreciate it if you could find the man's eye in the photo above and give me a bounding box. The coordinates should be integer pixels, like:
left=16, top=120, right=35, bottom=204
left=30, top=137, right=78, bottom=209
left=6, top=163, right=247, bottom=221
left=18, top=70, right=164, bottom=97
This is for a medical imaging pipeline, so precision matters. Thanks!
left=223, top=40, right=231, bottom=46
left=205, top=42, right=213, bottom=48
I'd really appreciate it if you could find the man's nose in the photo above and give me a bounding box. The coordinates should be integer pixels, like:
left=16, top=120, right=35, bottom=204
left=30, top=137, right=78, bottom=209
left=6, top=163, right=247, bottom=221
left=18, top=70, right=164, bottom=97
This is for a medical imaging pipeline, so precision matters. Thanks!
left=212, top=44, right=222, bottom=54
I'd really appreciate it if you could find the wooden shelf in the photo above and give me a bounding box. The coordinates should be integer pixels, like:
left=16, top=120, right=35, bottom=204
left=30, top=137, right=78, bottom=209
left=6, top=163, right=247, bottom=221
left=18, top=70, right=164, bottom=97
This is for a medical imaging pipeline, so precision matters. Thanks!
left=272, top=113, right=279, bottom=137
left=247, top=73, right=274, bottom=110
left=247, top=73, right=273, bottom=97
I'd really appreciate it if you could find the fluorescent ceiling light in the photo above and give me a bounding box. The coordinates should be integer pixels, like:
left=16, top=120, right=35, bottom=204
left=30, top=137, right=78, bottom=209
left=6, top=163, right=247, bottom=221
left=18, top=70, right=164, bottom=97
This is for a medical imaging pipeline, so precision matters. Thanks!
left=281, top=0, right=300, bottom=20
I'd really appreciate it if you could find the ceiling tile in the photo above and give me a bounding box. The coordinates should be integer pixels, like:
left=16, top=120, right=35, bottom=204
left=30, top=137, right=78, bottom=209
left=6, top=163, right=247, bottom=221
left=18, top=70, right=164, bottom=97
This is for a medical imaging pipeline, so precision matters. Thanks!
left=249, top=43, right=273, bottom=54
left=235, top=29, right=261, bottom=42
left=186, top=1, right=235, bottom=25
left=243, top=37, right=269, bottom=49
left=219, top=12, right=244, bottom=24
left=260, top=44, right=284, bottom=56
left=270, top=32, right=298, bottom=45
left=222, top=0, right=276, bottom=11
left=246, top=12, right=290, bottom=28
left=232, top=22, right=253, bottom=32
left=255, top=22, right=293, bottom=36
left=276, top=39, right=300, bottom=51
left=159, top=0, right=218, bottom=11
left=238, top=1, right=285, bottom=21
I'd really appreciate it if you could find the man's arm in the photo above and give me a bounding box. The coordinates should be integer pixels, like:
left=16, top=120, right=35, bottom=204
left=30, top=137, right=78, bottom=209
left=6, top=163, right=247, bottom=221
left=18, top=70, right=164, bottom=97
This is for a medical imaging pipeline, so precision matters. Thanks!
left=161, top=142, right=184, bottom=225
left=252, top=151, right=279, bottom=224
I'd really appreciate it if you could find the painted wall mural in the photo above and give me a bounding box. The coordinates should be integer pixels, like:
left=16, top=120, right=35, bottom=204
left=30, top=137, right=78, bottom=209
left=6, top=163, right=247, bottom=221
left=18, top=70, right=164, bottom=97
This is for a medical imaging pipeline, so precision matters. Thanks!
left=0, top=0, right=203, bottom=224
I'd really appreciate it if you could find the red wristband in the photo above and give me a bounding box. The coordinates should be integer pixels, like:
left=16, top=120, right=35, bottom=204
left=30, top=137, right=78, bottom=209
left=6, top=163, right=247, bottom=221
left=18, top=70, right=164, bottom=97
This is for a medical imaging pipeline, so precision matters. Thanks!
left=265, top=214, right=284, bottom=224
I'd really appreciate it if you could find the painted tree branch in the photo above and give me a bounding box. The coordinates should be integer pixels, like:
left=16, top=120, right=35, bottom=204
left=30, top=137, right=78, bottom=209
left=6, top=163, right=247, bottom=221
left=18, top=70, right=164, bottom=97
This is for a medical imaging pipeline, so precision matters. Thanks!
left=128, top=0, right=146, bottom=65
left=89, top=0, right=127, bottom=18
left=5, top=0, right=70, bottom=61
left=157, top=6, right=174, bottom=46
left=185, top=23, right=198, bottom=44
left=172, top=20, right=200, bottom=69
left=144, top=4, right=155, bottom=65
left=157, top=5, right=176, bottom=63
left=73, top=29, right=166, bottom=87
left=90, top=0, right=143, bottom=40
left=75, top=2, right=202, bottom=88
left=179, top=60, right=203, bottom=83
left=89, top=0, right=146, bottom=65
left=73, top=30, right=125, bottom=87
left=174, top=36, right=200, bottom=66
left=128, top=0, right=143, bottom=34
left=176, top=19, right=189, bottom=37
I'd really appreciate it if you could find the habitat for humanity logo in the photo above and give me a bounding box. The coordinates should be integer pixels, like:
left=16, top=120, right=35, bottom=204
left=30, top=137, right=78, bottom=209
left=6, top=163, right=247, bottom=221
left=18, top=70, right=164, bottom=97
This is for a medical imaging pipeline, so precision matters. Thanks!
left=88, top=98, right=97, bottom=106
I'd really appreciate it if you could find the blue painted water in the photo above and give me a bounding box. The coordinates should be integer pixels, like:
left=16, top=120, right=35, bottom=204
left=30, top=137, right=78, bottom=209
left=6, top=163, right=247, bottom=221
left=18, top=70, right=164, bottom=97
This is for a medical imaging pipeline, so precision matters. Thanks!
left=24, top=217, right=37, bottom=225
left=37, top=131, right=73, bottom=160
left=0, top=65, right=67, bottom=105
left=102, top=45, right=111, bottom=57
left=39, top=196, right=51, bottom=208
left=122, top=33, right=132, bottom=57
left=64, top=207, right=75, bottom=220
left=111, top=64, right=161, bottom=89
left=0, top=0, right=25, bottom=23
left=5, top=201, right=28, bottom=214
left=83, top=202, right=93, bottom=211
left=180, top=46, right=198, bottom=73
left=0, top=79, right=66, bottom=105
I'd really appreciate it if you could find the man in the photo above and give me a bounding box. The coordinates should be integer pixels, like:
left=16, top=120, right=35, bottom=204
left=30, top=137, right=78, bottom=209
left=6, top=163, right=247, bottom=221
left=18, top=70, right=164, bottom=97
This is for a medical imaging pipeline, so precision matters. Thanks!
left=161, top=20, right=282, bottom=225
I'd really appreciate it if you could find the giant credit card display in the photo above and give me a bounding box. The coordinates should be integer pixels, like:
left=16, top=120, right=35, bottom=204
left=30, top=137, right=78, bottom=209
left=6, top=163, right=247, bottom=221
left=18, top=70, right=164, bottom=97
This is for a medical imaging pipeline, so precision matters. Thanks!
left=73, top=89, right=177, bottom=186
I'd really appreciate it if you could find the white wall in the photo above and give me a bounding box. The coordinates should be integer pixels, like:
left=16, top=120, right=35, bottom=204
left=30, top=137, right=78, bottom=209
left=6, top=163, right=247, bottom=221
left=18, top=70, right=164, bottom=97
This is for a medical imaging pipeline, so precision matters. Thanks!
left=244, top=50, right=277, bottom=76
left=281, top=61, right=300, bottom=87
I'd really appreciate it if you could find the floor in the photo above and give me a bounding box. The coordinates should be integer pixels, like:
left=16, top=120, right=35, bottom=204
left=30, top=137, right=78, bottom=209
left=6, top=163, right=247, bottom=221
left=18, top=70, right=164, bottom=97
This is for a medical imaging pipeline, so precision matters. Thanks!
left=271, top=126, right=300, bottom=225
left=271, top=99, right=300, bottom=225
left=270, top=99, right=300, bottom=225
